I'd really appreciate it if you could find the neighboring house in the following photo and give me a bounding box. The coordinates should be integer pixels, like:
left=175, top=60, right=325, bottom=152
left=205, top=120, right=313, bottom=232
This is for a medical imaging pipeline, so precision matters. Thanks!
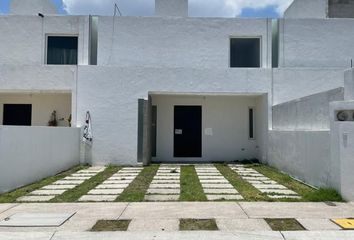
left=1, top=0, right=354, bottom=198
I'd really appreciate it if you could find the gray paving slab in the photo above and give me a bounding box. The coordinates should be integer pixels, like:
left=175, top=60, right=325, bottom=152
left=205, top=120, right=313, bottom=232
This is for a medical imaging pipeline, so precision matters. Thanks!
left=0, top=204, right=17, bottom=214
left=51, top=231, right=284, bottom=240
left=42, top=185, right=77, bottom=190
left=252, top=184, right=287, bottom=190
left=144, top=195, right=180, bottom=202
left=151, top=180, right=180, bottom=184
left=281, top=231, right=354, bottom=240
left=268, top=195, right=302, bottom=199
left=201, top=184, right=234, bottom=189
left=216, top=219, right=272, bottom=231
left=0, top=232, right=53, bottom=240
left=53, top=180, right=84, bottom=185
left=155, top=173, right=179, bottom=177
left=30, top=190, right=66, bottom=196
left=147, top=189, right=180, bottom=194
left=71, top=173, right=95, bottom=177
left=121, top=202, right=248, bottom=219
left=63, top=176, right=91, bottom=180
left=0, top=213, right=75, bottom=227
left=242, top=177, right=270, bottom=181
left=198, top=176, right=225, bottom=180
left=17, top=196, right=55, bottom=202
left=149, top=184, right=180, bottom=189
left=95, top=184, right=130, bottom=189
left=88, top=189, right=124, bottom=195
left=297, top=219, right=342, bottom=231
left=110, top=176, right=135, bottom=180
left=199, top=179, right=229, bottom=184
left=78, top=195, right=117, bottom=202
left=203, top=188, right=239, bottom=194
left=207, top=195, right=243, bottom=201
left=102, top=180, right=133, bottom=184
left=259, top=189, right=298, bottom=195
left=128, top=219, right=179, bottom=231
left=239, top=202, right=354, bottom=218
left=154, top=176, right=180, bottom=180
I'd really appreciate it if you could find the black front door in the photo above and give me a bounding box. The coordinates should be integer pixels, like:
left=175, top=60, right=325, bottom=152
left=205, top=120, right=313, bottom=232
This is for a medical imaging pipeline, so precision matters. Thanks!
left=174, top=106, right=202, bottom=158
left=3, top=104, right=32, bottom=126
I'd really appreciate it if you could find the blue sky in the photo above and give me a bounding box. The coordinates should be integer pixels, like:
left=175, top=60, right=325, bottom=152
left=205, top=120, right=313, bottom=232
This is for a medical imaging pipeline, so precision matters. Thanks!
left=0, top=0, right=291, bottom=18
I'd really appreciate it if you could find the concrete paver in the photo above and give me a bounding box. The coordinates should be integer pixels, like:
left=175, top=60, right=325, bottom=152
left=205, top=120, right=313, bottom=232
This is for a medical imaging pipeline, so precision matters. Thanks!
left=216, top=219, right=272, bottom=231
left=296, top=219, right=342, bottom=231
left=206, top=195, right=244, bottom=201
left=87, top=189, right=124, bottom=195
left=128, top=219, right=179, bottom=231
left=30, top=190, right=66, bottom=196
left=42, top=185, right=77, bottom=190
left=78, top=195, right=117, bottom=202
left=144, top=195, right=180, bottom=202
left=281, top=231, right=354, bottom=240
left=17, top=196, right=56, bottom=202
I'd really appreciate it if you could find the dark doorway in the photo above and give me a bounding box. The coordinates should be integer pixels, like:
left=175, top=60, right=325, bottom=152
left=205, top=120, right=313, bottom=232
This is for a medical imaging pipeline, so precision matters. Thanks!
left=174, top=106, right=202, bottom=158
left=3, top=104, right=32, bottom=126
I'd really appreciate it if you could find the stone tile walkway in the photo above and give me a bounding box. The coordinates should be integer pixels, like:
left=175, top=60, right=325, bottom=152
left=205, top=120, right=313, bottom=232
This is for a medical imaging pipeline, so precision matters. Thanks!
left=78, top=167, right=143, bottom=202
left=17, top=167, right=106, bottom=202
left=195, top=165, right=244, bottom=201
left=229, top=164, right=301, bottom=199
left=144, top=165, right=181, bottom=201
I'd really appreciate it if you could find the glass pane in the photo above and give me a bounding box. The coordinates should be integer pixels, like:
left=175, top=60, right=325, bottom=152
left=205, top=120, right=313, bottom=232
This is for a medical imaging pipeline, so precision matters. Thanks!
left=47, top=36, right=78, bottom=65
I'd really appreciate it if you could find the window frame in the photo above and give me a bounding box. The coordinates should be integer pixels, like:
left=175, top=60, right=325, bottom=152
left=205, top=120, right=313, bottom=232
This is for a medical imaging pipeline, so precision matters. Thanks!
left=229, top=36, right=262, bottom=68
left=45, top=34, right=79, bottom=65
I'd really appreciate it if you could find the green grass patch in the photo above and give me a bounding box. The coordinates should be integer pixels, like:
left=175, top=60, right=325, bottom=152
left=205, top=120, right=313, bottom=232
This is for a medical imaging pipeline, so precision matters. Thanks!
left=265, top=218, right=306, bottom=231
left=215, top=164, right=268, bottom=201
left=0, top=165, right=87, bottom=203
left=51, top=165, right=120, bottom=202
left=180, top=165, right=207, bottom=201
left=91, top=220, right=131, bottom=231
left=251, top=164, right=343, bottom=202
left=303, top=188, right=343, bottom=202
left=116, top=164, right=159, bottom=202
left=180, top=219, right=218, bottom=231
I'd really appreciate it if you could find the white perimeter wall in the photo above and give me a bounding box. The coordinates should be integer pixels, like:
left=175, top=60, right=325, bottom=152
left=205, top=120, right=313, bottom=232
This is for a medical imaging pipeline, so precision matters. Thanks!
left=0, top=93, right=71, bottom=127
left=151, top=95, right=266, bottom=162
left=268, top=130, right=331, bottom=188
left=0, top=126, right=80, bottom=194
left=0, top=15, right=89, bottom=65
left=97, top=17, right=272, bottom=68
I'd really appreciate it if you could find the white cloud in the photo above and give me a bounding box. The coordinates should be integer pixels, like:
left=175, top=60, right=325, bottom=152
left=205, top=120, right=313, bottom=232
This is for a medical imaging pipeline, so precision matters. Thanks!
left=62, top=0, right=294, bottom=17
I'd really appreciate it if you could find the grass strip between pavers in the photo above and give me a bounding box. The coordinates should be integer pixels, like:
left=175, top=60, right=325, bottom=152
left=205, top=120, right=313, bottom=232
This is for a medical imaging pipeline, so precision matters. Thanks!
left=0, top=165, right=87, bottom=203
left=180, top=165, right=207, bottom=201
left=91, top=220, right=131, bottom=231
left=179, top=219, right=219, bottom=231
left=215, top=164, right=268, bottom=201
left=116, top=164, right=159, bottom=202
left=265, top=218, right=306, bottom=231
left=51, top=165, right=121, bottom=203
left=252, top=164, right=343, bottom=202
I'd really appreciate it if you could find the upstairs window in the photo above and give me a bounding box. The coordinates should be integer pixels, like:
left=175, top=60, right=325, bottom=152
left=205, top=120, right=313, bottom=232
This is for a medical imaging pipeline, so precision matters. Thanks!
left=47, top=36, right=78, bottom=65
left=230, top=38, right=261, bottom=68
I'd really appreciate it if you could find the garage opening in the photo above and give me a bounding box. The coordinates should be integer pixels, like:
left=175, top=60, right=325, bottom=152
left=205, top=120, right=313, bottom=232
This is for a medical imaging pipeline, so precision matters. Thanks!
left=230, top=38, right=261, bottom=68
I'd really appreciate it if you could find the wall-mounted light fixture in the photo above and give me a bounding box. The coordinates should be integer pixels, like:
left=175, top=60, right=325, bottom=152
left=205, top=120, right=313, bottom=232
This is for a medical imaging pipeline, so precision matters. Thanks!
left=38, top=13, right=44, bottom=18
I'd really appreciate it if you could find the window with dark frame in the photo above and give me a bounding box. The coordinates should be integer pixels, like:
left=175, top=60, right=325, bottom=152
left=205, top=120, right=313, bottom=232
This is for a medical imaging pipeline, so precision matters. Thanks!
left=3, top=104, right=32, bottom=126
left=230, top=38, right=261, bottom=68
left=249, top=107, right=254, bottom=139
left=47, top=36, right=78, bottom=65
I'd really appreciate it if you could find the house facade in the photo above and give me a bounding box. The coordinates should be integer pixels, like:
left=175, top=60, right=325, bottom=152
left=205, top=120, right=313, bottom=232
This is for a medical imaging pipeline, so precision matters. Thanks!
left=1, top=0, right=354, bottom=198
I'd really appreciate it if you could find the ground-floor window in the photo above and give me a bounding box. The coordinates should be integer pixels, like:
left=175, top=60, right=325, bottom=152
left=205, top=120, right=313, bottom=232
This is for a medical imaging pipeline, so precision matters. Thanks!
left=249, top=107, right=255, bottom=139
left=3, top=104, right=32, bottom=126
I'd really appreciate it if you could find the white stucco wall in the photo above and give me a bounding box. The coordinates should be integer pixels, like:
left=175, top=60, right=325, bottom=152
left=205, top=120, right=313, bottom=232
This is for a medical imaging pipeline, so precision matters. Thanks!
left=279, top=19, right=354, bottom=68
left=155, top=0, right=188, bottom=17
left=0, top=93, right=71, bottom=127
left=76, top=66, right=272, bottom=165
left=0, top=15, right=89, bottom=65
left=273, top=88, right=344, bottom=130
left=151, top=94, right=262, bottom=162
left=284, top=0, right=327, bottom=19
left=0, top=126, right=80, bottom=194
left=344, top=69, right=354, bottom=101
left=97, top=17, right=272, bottom=68
left=272, top=68, right=345, bottom=104
left=10, top=0, right=58, bottom=15
left=268, top=130, right=331, bottom=188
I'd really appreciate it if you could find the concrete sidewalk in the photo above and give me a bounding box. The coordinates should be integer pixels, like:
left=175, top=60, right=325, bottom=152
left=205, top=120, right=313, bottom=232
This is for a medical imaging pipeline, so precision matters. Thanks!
left=0, top=202, right=353, bottom=239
